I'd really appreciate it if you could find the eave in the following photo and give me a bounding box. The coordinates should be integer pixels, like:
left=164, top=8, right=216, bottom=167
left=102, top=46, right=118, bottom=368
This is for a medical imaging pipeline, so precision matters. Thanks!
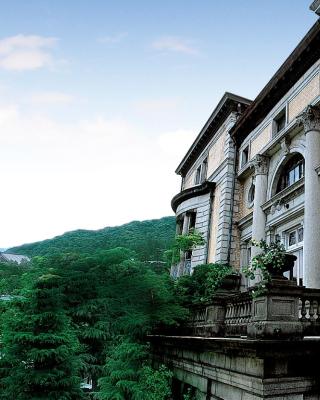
left=231, top=19, right=320, bottom=146
left=175, top=92, right=252, bottom=176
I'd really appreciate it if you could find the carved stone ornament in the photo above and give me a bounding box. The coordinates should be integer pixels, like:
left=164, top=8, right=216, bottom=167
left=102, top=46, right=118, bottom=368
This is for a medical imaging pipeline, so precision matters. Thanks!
left=252, top=154, right=269, bottom=175
left=280, top=137, right=290, bottom=156
left=297, top=105, right=320, bottom=133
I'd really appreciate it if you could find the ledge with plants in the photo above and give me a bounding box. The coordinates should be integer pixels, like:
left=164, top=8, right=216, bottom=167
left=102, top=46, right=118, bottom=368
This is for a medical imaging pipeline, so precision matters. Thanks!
left=243, top=239, right=296, bottom=298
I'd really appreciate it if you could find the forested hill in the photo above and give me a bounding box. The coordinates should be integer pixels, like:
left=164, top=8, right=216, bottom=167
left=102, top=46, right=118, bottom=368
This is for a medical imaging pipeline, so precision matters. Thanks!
left=9, top=216, right=176, bottom=261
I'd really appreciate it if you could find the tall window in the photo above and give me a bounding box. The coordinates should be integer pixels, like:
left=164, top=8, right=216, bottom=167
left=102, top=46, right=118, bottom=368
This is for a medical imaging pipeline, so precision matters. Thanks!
left=188, top=211, right=196, bottom=232
left=276, top=153, right=304, bottom=193
left=194, top=158, right=207, bottom=185
left=273, top=108, right=286, bottom=136
left=241, top=146, right=249, bottom=168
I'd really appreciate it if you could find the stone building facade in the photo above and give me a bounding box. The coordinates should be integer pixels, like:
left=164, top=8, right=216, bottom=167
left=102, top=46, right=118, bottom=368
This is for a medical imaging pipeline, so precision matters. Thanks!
left=170, top=15, right=320, bottom=292
left=152, top=6, right=320, bottom=400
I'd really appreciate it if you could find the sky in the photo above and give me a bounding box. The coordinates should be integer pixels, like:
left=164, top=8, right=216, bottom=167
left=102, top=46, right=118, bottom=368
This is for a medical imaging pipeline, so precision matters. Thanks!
left=0, top=0, right=317, bottom=248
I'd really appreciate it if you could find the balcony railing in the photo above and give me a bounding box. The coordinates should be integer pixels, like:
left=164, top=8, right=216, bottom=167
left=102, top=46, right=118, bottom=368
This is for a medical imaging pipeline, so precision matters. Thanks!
left=180, top=279, right=320, bottom=339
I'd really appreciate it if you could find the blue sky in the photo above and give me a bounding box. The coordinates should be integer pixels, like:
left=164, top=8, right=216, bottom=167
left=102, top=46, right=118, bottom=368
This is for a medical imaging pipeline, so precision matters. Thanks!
left=0, top=1, right=317, bottom=247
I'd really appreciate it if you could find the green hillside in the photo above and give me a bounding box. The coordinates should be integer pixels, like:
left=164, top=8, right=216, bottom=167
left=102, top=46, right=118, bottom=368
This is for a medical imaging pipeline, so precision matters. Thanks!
left=9, top=216, right=176, bottom=261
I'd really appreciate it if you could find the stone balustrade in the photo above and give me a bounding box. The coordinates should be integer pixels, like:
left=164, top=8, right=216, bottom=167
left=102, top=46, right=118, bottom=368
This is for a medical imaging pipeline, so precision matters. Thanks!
left=299, top=287, right=320, bottom=335
left=183, top=279, right=320, bottom=339
left=224, top=291, right=252, bottom=336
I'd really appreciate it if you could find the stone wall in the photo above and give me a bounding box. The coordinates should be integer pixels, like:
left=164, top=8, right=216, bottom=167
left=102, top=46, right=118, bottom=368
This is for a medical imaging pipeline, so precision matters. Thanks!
left=250, top=123, right=272, bottom=159
left=151, top=335, right=320, bottom=400
left=207, top=129, right=227, bottom=178
left=288, top=73, right=320, bottom=122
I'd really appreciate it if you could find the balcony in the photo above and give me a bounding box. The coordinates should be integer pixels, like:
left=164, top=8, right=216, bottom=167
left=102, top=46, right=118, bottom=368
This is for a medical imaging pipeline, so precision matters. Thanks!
left=160, top=277, right=320, bottom=340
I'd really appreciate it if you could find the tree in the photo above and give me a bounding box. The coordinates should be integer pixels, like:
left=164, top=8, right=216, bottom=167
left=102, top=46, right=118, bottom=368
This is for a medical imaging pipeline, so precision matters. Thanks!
left=0, top=272, right=84, bottom=400
left=96, top=257, right=187, bottom=400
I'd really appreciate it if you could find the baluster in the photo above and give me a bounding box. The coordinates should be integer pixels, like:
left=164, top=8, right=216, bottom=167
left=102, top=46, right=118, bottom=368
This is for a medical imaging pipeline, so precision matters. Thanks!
left=298, top=299, right=302, bottom=319
left=317, top=301, right=320, bottom=321
left=234, top=303, right=238, bottom=324
left=306, top=300, right=311, bottom=320
left=300, top=298, right=307, bottom=321
left=225, top=304, right=230, bottom=324
left=309, top=300, right=315, bottom=322
left=248, top=300, right=252, bottom=322
left=230, top=303, right=235, bottom=324
left=239, top=302, right=244, bottom=325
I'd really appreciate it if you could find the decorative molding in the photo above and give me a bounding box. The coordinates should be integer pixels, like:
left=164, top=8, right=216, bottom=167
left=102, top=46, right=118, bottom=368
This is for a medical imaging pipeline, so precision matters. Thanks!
left=252, top=154, right=269, bottom=176
left=171, top=181, right=215, bottom=213
left=237, top=211, right=253, bottom=229
left=280, top=137, right=291, bottom=156
left=262, top=178, right=304, bottom=215
left=297, top=105, right=320, bottom=133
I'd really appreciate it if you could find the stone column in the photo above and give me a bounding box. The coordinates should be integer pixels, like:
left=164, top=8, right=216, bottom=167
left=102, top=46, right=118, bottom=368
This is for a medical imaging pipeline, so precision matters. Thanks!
left=251, top=155, right=269, bottom=257
left=297, top=105, right=320, bottom=288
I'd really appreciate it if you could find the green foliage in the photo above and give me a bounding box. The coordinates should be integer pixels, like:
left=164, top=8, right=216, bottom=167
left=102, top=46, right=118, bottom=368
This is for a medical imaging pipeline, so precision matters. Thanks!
left=243, top=239, right=286, bottom=298
left=98, top=340, right=172, bottom=400
left=175, top=263, right=233, bottom=304
left=9, top=217, right=176, bottom=262
left=95, top=254, right=186, bottom=399
left=165, top=229, right=205, bottom=265
left=0, top=217, right=188, bottom=399
left=0, top=261, right=29, bottom=294
left=0, top=273, right=83, bottom=400
left=139, top=364, right=173, bottom=400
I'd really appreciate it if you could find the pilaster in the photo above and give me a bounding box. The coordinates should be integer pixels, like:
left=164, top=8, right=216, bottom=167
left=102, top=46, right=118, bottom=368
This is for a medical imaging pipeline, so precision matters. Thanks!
left=297, top=105, right=320, bottom=288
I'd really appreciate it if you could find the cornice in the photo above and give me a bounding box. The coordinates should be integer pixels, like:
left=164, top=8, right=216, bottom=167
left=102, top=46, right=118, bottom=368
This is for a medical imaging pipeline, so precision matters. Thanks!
left=231, top=20, right=320, bottom=145
left=175, top=92, right=251, bottom=176
left=171, top=181, right=216, bottom=213
left=262, top=178, right=304, bottom=214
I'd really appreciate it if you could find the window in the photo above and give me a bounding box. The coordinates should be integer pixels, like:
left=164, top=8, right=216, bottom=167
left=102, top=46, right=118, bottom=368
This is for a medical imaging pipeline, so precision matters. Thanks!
left=188, top=211, right=196, bottom=232
left=284, top=226, right=304, bottom=284
left=273, top=109, right=286, bottom=136
left=184, top=250, right=192, bottom=275
left=241, top=146, right=249, bottom=168
left=276, top=153, right=304, bottom=193
left=194, top=158, right=207, bottom=185
left=201, top=158, right=207, bottom=182
left=286, top=226, right=303, bottom=250
left=194, top=165, right=202, bottom=185
left=247, top=183, right=255, bottom=206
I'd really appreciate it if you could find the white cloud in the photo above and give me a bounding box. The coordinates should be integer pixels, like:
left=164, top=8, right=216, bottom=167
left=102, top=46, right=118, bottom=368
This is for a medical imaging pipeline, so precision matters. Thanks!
left=0, top=34, right=58, bottom=71
left=0, top=102, right=194, bottom=247
left=98, top=32, right=128, bottom=44
left=151, top=36, right=199, bottom=55
left=157, top=129, right=194, bottom=158
left=28, top=91, right=75, bottom=105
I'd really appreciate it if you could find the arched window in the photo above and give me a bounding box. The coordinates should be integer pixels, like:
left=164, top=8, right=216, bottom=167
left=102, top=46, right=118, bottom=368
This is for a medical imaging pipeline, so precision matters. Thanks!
left=276, top=153, right=304, bottom=193
left=248, top=183, right=255, bottom=205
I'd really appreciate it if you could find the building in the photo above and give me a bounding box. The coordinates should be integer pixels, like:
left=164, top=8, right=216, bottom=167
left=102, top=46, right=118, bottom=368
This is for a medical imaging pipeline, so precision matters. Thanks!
left=150, top=5, right=320, bottom=400
left=171, top=13, right=320, bottom=291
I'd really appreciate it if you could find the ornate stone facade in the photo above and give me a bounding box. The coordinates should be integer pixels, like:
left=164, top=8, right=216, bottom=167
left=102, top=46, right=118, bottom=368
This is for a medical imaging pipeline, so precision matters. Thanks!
left=160, top=10, right=320, bottom=400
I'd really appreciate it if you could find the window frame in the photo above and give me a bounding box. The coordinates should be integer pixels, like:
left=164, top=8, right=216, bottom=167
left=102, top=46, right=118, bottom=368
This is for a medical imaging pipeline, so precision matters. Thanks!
left=276, top=154, right=305, bottom=194
left=273, top=108, right=286, bottom=137
left=240, top=145, right=250, bottom=168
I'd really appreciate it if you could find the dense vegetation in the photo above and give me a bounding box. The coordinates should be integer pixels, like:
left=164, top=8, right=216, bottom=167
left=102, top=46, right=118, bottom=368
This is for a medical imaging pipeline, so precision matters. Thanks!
left=0, top=251, right=187, bottom=399
left=0, top=217, right=232, bottom=399
left=0, top=217, right=187, bottom=399
left=9, top=216, right=176, bottom=261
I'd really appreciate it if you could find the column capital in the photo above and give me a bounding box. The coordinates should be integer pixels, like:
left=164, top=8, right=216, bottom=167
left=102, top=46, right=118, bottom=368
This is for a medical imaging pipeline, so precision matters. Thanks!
left=252, top=154, right=269, bottom=176
left=297, top=104, right=320, bottom=134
